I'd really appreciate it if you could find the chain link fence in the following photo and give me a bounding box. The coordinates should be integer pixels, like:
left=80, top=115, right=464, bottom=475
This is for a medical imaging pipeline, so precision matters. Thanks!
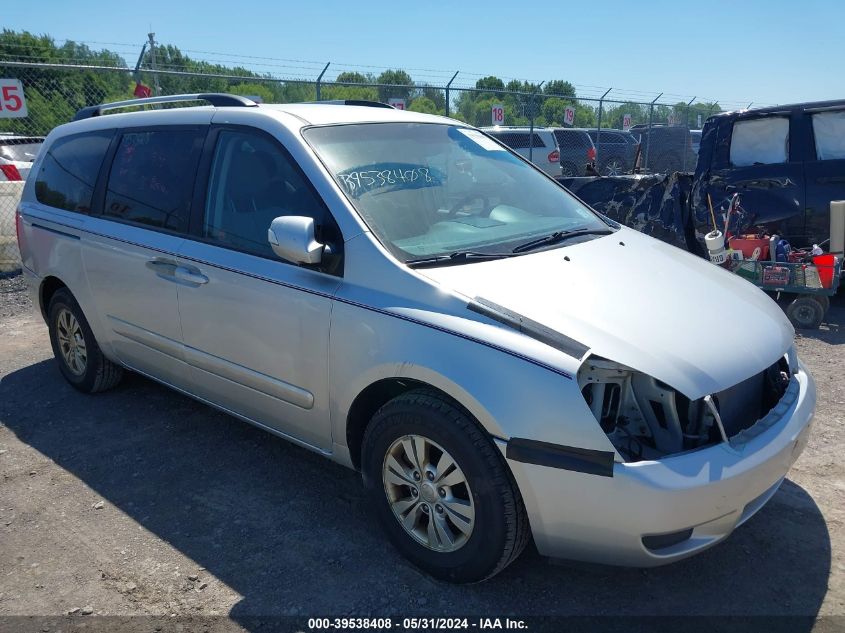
left=0, top=59, right=731, bottom=272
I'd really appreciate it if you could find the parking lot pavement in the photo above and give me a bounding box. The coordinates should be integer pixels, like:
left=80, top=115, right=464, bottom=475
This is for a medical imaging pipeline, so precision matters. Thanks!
left=0, top=272, right=843, bottom=628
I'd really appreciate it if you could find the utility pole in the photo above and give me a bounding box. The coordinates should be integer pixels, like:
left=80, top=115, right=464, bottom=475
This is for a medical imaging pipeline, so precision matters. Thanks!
left=148, top=32, right=160, bottom=96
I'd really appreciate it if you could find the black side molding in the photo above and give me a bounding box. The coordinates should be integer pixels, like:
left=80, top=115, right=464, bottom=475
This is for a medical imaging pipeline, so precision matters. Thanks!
left=507, top=437, right=615, bottom=477
left=468, top=297, right=589, bottom=360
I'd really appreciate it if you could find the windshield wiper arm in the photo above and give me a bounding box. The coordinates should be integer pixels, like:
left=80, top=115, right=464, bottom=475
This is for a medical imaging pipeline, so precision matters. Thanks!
left=406, top=251, right=515, bottom=268
left=512, top=228, right=613, bottom=254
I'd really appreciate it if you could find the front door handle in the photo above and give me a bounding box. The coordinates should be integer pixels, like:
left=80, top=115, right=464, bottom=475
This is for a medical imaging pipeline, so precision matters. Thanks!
left=146, top=258, right=178, bottom=273
left=174, top=266, right=209, bottom=285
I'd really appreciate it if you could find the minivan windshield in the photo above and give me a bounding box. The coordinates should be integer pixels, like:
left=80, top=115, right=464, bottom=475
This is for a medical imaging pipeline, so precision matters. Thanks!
left=304, top=123, right=609, bottom=262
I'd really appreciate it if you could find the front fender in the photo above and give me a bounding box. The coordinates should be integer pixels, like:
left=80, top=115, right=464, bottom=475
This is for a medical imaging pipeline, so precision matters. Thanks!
left=328, top=299, right=616, bottom=458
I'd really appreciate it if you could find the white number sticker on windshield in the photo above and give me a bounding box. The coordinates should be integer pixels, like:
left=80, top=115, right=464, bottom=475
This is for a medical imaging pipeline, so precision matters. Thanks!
left=337, top=167, right=435, bottom=195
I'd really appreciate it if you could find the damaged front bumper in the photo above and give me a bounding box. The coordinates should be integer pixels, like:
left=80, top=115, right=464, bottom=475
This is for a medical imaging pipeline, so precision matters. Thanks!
left=503, top=359, right=815, bottom=567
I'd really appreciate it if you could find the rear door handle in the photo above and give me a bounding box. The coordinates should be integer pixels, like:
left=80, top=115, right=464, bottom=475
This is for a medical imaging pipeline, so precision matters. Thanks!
left=174, top=266, right=209, bottom=285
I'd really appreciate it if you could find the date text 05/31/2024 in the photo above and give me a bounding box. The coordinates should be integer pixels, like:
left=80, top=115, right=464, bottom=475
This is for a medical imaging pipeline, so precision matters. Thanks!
left=307, top=617, right=528, bottom=630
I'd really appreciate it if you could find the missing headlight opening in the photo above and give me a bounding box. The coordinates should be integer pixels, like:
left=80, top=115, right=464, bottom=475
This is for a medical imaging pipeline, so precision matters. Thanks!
left=578, top=356, right=791, bottom=462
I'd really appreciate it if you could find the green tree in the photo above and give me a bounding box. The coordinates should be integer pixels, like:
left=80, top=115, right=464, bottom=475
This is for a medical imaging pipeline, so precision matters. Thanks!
left=228, top=82, right=275, bottom=104
left=376, top=69, right=414, bottom=102
left=409, top=97, right=438, bottom=114
left=541, top=97, right=569, bottom=126
left=334, top=71, right=368, bottom=84
left=544, top=80, right=576, bottom=98
left=476, top=76, right=505, bottom=92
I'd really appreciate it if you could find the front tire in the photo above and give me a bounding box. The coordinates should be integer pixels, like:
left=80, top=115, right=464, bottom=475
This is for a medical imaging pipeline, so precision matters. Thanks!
left=48, top=288, right=123, bottom=393
left=362, top=389, right=529, bottom=583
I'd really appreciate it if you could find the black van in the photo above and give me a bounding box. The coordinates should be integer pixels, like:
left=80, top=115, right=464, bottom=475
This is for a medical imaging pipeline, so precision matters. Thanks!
left=692, top=100, right=845, bottom=248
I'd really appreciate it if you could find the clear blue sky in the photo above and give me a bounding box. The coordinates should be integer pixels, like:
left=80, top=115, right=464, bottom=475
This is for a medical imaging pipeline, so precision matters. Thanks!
left=4, top=0, right=843, bottom=107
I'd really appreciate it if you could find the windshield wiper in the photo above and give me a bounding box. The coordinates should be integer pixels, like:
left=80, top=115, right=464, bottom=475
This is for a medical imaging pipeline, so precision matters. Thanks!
left=511, top=228, right=613, bottom=254
left=406, top=251, right=515, bottom=268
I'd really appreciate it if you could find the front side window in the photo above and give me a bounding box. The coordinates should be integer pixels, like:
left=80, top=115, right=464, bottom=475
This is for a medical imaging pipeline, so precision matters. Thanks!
left=103, top=129, right=203, bottom=232
left=812, top=110, right=845, bottom=160
left=304, top=123, right=607, bottom=261
left=35, top=131, right=112, bottom=213
left=729, top=117, right=789, bottom=167
left=203, top=129, right=335, bottom=260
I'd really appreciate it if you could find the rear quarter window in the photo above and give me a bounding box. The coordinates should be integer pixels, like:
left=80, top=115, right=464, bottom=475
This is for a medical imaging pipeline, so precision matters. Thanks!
left=34, top=131, right=113, bottom=213
left=491, top=132, right=546, bottom=149
left=811, top=110, right=845, bottom=160
left=729, top=117, right=789, bottom=166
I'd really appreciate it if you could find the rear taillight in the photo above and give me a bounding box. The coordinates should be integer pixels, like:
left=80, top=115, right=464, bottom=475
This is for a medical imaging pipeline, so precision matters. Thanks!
left=0, top=164, right=22, bottom=181
left=587, top=147, right=597, bottom=161
left=548, top=149, right=560, bottom=163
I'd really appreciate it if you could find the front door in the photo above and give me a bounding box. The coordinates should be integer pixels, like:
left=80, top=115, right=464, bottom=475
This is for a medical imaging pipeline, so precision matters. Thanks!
left=176, top=126, right=343, bottom=450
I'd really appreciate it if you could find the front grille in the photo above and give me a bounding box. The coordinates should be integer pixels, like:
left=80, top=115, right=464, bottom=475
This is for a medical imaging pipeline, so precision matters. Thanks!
left=714, top=359, right=790, bottom=438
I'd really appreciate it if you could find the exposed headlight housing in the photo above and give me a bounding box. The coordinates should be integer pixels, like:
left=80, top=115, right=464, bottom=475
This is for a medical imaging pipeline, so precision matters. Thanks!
left=578, top=356, right=790, bottom=462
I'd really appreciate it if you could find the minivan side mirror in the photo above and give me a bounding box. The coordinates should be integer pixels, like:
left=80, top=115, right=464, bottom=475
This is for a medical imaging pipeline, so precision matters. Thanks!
left=267, top=216, right=325, bottom=265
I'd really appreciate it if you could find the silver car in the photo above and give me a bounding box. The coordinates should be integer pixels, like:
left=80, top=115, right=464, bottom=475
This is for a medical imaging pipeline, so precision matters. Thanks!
left=16, top=94, right=815, bottom=582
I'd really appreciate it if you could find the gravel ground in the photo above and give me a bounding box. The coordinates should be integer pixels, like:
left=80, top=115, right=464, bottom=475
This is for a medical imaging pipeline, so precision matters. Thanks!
left=0, top=272, right=843, bottom=632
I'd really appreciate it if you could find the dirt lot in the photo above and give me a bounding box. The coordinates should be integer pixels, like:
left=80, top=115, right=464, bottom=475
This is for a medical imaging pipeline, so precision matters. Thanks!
left=0, top=271, right=843, bottom=631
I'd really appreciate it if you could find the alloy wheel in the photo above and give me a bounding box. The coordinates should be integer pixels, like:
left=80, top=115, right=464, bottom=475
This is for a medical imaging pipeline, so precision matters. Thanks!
left=382, top=434, right=475, bottom=552
left=56, top=308, right=87, bottom=376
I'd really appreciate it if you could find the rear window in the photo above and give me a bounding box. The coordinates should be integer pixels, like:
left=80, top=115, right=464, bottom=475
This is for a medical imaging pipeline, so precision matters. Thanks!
left=553, top=130, right=591, bottom=149
left=34, top=131, right=112, bottom=213
left=729, top=117, right=789, bottom=166
left=587, top=131, right=624, bottom=144
left=103, top=129, right=204, bottom=233
left=489, top=132, right=546, bottom=149
left=811, top=111, right=845, bottom=160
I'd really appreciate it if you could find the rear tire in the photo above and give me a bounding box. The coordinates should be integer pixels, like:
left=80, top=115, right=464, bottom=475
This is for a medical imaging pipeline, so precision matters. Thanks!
left=786, top=296, right=824, bottom=330
left=362, top=388, right=529, bottom=583
left=48, top=288, right=123, bottom=393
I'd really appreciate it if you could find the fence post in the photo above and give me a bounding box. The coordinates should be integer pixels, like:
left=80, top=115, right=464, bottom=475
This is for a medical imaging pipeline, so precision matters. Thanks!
left=595, top=88, right=612, bottom=167
left=528, top=82, right=544, bottom=163
left=683, top=96, right=695, bottom=171
left=315, top=62, right=330, bottom=101
left=445, top=71, right=458, bottom=117
left=644, top=92, right=662, bottom=171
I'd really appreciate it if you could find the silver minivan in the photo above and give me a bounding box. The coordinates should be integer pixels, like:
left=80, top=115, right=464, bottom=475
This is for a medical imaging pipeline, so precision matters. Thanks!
left=16, top=94, right=815, bottom=582
left=481, top=126, right=562, bottom=177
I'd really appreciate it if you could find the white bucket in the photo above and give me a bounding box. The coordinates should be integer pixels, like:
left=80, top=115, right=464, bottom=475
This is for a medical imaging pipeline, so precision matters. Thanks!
left=705, top=230, right=727, bottom=265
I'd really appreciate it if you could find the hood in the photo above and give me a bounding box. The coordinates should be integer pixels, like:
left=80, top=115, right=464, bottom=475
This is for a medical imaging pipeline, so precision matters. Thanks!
left=420, top=227, right=794, bottom=399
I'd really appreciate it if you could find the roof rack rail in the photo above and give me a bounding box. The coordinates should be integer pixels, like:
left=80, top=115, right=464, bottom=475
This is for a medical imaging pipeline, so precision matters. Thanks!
left=305, top=99, right=394, bottom=109
left=72, top=93, right=257, bottom=121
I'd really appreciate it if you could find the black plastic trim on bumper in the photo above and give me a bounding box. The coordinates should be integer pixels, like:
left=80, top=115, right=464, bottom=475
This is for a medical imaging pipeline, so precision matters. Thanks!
left=506, top=437, right=615, bottom=477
